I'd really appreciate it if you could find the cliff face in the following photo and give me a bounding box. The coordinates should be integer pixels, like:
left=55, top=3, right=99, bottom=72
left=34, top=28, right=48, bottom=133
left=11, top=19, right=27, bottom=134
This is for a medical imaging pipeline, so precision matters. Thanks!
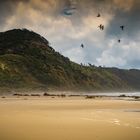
left=0, top=29, right=139, bottom=92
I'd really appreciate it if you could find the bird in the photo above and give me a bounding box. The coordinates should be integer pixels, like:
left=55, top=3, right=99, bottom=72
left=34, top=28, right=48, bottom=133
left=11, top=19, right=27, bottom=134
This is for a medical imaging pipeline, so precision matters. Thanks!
left=81, top=44, right=84, bottom=48
left=118, top=39, right=121, bottom=43
left=101, top=25, right=104, bottom=30
left=120, top=25, right=124, bottom=31
left=98, top=24, right=104, bottom=30
left=97, top=13, right=101, bottom=17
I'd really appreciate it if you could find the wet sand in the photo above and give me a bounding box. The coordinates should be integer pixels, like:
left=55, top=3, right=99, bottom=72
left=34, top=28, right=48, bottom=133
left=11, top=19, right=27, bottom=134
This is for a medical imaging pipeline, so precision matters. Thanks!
left=0, top=97, right=140, bottom=140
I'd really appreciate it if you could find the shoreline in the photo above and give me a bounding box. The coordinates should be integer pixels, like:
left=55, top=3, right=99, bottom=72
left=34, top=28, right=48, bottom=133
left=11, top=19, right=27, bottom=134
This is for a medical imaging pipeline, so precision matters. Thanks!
left=1, top=92, right=140, bottom=102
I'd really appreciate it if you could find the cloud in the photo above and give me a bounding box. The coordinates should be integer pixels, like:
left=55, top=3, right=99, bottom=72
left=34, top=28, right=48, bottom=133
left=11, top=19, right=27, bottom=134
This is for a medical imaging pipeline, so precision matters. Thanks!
left=113, top=0, right=134, bottom=11
left=96, top=40, right=140, bottom=69
left=64, top=47, right=86, bottom=63
left=0, top=0, right=139, bottom=69
left=106, top=0, right=140, bottom=38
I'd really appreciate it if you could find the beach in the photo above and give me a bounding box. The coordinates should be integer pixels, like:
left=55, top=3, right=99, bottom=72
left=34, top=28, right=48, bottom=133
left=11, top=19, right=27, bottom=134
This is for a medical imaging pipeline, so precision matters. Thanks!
left=0, top=96, right=140, bottom=140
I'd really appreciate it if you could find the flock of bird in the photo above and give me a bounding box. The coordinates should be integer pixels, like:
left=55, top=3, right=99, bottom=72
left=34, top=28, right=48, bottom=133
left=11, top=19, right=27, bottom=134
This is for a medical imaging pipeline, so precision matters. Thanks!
left=79, top=13, right=125, bottom=49
left=97, top=13, right=125, bottom=44
left=62, top=2, right=125, bottom=49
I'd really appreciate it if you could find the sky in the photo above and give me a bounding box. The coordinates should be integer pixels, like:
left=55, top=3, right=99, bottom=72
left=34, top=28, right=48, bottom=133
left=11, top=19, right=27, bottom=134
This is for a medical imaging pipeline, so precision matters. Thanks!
left=0, top=0, right=140, bottom=69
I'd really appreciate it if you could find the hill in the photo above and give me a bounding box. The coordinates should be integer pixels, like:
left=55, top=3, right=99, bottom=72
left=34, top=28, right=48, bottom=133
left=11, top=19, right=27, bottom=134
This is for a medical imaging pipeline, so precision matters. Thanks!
left=0, top=29, right=140, bottom=92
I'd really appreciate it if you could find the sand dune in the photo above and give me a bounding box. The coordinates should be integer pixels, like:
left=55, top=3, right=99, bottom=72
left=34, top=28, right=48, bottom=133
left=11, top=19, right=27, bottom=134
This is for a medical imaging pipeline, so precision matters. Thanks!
left=0, top=97, right=140, bottom=140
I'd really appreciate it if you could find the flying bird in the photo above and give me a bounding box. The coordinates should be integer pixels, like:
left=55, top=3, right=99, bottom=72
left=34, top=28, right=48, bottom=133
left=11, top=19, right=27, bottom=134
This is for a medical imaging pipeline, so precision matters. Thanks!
left=98, top=24, right=104, bottom=30
left=97, top=13, right=101, bottom=17
left=81, top=44, right=84, bottom=48
left=101, top=25, right=104, bottom=30
left=120, top=26, right=124, bottom=31
left=118, top=39, right=121, bottom=43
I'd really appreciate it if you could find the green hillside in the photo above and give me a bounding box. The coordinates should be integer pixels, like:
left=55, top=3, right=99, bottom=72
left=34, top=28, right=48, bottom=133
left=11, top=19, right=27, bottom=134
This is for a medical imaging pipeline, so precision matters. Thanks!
left=0, top=29, right=139, bottom=92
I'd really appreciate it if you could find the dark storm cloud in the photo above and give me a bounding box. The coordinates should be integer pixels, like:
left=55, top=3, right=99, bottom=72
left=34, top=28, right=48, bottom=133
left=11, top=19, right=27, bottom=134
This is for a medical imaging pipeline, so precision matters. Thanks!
left=106, top=0, right=140, bottom=39
left=0, top=0, right=29, bottom=27
left=0, top=1, right=13, bottom=26
left=0, top=0, right=139, bottom=69
left=0, top=0, right=139, bottom=23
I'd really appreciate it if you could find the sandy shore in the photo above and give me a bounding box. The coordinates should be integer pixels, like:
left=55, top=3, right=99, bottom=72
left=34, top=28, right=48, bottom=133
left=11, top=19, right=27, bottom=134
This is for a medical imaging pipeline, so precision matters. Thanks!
left=0, top=97, right=140, bottom=140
